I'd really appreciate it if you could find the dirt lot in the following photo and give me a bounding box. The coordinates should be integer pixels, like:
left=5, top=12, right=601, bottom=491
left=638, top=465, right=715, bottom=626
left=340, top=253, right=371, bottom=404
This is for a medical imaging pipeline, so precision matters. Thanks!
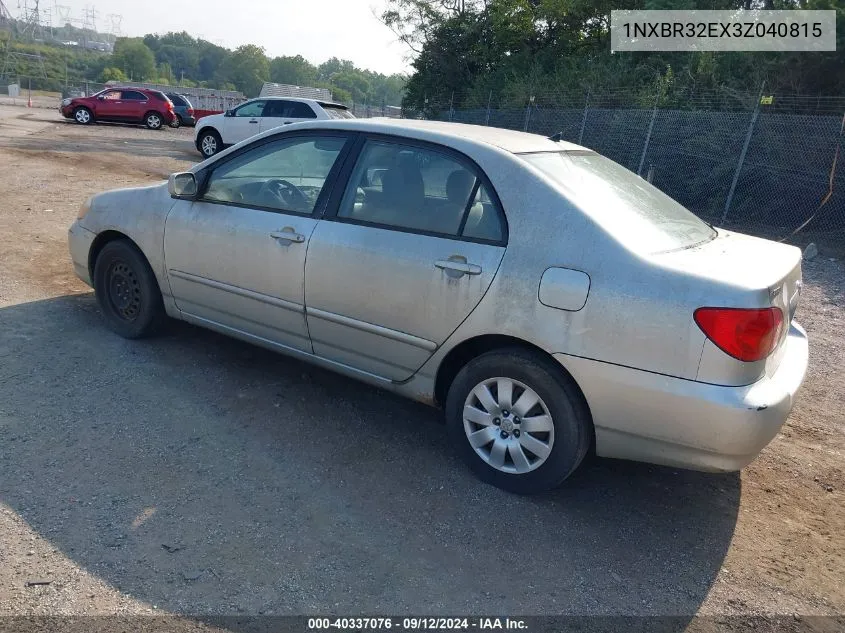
left=0, top=106, right=843, bottom=626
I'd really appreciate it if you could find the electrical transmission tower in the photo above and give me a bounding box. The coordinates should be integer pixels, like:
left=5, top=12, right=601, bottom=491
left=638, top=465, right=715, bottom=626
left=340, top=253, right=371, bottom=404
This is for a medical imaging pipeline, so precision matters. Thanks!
left=0, top=0, right=48, bottom=81
left=106, top=12, right=120, bottom=38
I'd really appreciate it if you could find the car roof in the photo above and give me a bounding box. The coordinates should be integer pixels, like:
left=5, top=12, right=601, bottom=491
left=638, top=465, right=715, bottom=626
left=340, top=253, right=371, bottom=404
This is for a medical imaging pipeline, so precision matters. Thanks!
left=244, top=96, right=347, bottom=109
left=276, top=118, right=584, bottom=154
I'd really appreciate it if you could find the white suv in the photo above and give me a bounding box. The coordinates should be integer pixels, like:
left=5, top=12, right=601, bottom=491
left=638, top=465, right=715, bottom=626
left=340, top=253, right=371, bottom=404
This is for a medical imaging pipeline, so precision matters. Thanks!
left=194, top=97, right=354, bottom=157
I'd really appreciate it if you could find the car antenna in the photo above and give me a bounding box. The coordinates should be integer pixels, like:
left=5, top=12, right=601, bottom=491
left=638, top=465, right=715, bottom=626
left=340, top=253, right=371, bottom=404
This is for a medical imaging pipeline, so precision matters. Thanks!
left=548, top=132, right=563, bottom=142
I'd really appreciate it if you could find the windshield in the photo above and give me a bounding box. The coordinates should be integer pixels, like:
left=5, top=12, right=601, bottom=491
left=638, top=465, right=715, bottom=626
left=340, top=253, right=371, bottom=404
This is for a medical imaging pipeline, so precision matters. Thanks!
left=323, top=105, right=355, bottom=120
left=519, top=151, right=716, bottom=253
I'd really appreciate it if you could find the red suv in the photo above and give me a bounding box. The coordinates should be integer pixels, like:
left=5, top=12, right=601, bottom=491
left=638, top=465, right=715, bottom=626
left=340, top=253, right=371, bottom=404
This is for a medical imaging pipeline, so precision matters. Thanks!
left=60, top=87, right=176, bottom=130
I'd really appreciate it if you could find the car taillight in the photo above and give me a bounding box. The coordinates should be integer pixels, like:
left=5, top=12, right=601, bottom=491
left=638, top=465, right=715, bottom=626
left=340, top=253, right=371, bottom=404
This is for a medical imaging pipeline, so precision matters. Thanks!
left=187, top=108, right=194, bottom=115
left=694, top=307, right=784, bottom=362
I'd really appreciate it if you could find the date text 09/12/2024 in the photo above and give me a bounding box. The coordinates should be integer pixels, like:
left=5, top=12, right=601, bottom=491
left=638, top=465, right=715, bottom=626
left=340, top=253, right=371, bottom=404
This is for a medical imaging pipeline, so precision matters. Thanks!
left=307, top=618, right=527, bottom=630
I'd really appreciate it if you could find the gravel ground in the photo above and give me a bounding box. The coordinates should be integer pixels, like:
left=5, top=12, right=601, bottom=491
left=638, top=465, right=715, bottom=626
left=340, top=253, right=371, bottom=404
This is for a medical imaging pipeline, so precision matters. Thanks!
left=0, top=106, right=843, bottom=627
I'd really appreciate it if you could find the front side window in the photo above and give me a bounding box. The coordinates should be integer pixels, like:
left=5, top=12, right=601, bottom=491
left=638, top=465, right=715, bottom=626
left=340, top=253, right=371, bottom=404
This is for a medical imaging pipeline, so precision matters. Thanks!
left=337, top=140, right=504, bottom=241
left=202, top=136, right=347, bottom=214
left=519, top=151, right=716, bottom=253
left=234, top=100, right=266, bottom=118
left=102, top=90, right=121, bottom=100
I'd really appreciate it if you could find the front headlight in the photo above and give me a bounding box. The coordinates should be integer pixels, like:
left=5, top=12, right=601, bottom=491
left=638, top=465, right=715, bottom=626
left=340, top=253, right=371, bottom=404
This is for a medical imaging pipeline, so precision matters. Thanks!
left=61, top=98, right=72, bottom=106
left=78, top=196, right=93, bottom=219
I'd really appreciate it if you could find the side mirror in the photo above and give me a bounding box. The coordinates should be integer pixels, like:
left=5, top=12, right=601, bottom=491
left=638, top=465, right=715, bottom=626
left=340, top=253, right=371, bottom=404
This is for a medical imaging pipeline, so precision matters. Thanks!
left=168, top=172, right=198, bottom=199
left=224, top=109, right=234, bottom=117
left=97, top=95, right=105, bottom=100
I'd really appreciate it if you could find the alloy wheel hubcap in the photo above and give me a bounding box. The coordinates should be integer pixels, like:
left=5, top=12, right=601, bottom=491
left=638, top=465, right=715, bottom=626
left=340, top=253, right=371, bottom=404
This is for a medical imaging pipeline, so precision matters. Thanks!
left=202, top=136, right=216, bottom=155
left=107, top=261, right=142, bottom=321
left=76, top=110, right=89, bottom=123
left=148, top=115, right=161, bottom=128
left=463, top=377, right=554, bottom=474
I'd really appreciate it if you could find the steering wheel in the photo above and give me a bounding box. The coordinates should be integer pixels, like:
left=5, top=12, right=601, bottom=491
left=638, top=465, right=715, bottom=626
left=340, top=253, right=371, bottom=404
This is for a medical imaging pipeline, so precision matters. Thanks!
left=258, top=178, right=310, bottom=212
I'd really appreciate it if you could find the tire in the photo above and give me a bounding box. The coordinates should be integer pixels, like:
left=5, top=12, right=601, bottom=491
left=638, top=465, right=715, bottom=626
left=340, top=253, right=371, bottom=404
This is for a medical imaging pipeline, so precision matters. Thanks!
left=144, top=111, right=163, bottom=130
left=197, top=129, right=222, bottom=158
left=73, top=106, right=93, bottom=124
left=93, top=239, right=166, bottom=339
left=445, top=347, right=592, bottom=494
left=171, top=114, right=182, bottom=129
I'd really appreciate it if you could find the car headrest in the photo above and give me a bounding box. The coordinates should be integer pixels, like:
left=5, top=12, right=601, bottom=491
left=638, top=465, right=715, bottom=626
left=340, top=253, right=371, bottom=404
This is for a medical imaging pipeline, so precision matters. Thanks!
left=382, top=161, right=425, bottom=208
left=446, top=169, right=475, bottom=205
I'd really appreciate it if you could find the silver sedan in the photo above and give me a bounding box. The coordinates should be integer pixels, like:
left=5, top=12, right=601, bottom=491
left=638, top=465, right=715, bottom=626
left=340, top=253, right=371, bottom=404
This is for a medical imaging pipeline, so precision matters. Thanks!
left=68, top=119, right=809, bottom=493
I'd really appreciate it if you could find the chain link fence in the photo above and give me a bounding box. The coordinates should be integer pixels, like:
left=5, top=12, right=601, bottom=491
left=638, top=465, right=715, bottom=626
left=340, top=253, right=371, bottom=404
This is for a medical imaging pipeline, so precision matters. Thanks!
left=409, top=87, right=845, bottom=243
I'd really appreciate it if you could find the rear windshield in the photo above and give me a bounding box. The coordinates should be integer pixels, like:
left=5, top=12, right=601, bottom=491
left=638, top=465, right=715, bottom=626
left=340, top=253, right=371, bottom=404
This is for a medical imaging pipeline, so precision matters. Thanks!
left=149, top=90, right=169, bottom=102
left=168, top=94, right=187, bottom=106
left=519, top=151, right=716, bottom=253
left=322, top=105, right=355, bottom=120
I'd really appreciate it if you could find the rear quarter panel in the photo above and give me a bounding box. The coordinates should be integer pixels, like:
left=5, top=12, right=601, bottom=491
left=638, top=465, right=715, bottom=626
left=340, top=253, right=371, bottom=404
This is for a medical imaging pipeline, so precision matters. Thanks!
left=414, top=144, right=711, bottom=383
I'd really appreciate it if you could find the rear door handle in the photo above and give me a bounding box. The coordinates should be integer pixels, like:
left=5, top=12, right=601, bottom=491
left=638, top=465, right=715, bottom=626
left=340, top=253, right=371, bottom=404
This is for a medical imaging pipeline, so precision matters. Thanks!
left=270, top=229, right=305, bottom=244
left=435, top=260, right=482, bottom=275
left=249, top=119, right=259, bottom=124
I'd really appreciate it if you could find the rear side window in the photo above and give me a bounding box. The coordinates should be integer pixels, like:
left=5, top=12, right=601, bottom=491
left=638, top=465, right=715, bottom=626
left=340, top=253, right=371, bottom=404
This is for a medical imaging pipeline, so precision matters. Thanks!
left=286, top=102, right=317, bottom=119
left=519, top=151, right=716, bottom=253
left=121, top=90, right=147, bottom=101
left=337, top=139, right=504, bottom=242
left=322, top=105, right=354, bottom=120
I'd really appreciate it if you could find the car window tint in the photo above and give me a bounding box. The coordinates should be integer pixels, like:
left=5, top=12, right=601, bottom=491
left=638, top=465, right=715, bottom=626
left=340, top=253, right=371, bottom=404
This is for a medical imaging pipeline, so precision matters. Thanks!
left=167, top=94, right=186, bottom=106
left=235, top=101, right=266, bottom=117
left=261, top=100, right=286, bottom=117
left=337, top=140, right=481, bottom=237
left=461, top=184, right=504, bottom=242
left=121, top=90, right=147, bottom=101
left=203, top=136, right=346, bottom=215
left=286, top=102, right=317, bottom=119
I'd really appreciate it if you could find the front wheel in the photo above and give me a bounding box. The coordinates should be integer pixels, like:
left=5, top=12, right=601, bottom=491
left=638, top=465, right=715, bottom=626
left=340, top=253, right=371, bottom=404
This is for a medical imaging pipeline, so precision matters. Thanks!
left=93, top=240, right=166, bottom=339
left=144, top=111, right=163, bottom=130
left=73, top=107, right=93, bottom=124
left=445, top=348, right=592, bottom=494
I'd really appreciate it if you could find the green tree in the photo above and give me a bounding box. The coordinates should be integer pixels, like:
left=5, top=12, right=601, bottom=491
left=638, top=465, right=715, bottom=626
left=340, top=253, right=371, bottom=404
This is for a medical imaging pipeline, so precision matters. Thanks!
left=217, top=44, right=270, bottom=97
left=270, top=55, right=318, bottom=86
left=99, top=67, right=127, bottom=82
left=111, top=37, right=156, bottom=81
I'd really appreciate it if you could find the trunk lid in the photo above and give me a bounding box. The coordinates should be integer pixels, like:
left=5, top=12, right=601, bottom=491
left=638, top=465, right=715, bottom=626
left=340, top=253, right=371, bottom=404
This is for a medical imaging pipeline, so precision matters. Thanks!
left=656, top=229, right=803, bottom=375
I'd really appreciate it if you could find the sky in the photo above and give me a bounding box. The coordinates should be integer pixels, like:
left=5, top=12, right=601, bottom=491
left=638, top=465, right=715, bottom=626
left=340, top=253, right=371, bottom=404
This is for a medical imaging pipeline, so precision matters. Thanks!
left=51, top=0, right=413, bottom=75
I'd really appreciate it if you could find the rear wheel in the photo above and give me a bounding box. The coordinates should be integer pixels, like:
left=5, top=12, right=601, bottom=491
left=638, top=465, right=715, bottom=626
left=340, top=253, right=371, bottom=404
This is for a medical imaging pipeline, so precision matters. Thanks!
left=73, top=107, right=93, bottom=124
left=445, top=348, right=591, bottom=494
left=144, top=111, right=163, bottom=130
left=93, top=240, right=165, bottom=339
left=171, top=114, right=182, bottom=129
left=198, top=129, right=221, bottom=157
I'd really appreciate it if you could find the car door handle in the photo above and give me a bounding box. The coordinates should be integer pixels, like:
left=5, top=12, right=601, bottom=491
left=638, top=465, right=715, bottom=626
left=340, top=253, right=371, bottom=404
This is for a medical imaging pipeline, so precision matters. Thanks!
left=270, top=229, right=305, bottom=244
left=435, top=260, right=482, bottom=275
left=249, top=119, right=259, bottom=124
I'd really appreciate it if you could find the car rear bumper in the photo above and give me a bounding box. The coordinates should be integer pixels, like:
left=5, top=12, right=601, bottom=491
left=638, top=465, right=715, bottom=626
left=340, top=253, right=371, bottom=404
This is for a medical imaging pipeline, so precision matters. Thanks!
left=68, top=221, right=96, bottom=287
left=555, top=322, right=809, bottom=472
